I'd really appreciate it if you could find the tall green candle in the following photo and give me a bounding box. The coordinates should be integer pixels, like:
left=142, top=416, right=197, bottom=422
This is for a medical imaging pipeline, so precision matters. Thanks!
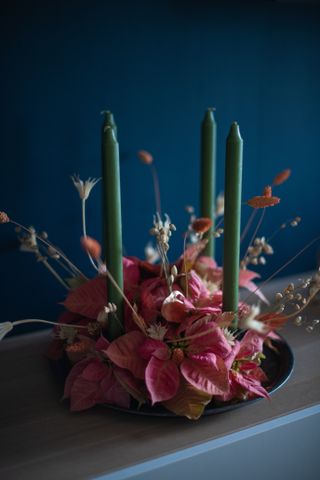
left=102, top=110, right=117, bottom=138
left=222, top=122, right=243, bottom=327
left=101, top=112, right=123, bottom=340
left=200, top=108, right=217, bottom=258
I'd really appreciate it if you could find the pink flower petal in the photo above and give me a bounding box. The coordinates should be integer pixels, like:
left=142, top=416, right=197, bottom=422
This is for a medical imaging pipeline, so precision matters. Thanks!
left=238, top=330, right=264, bottom=358
left=95, top=335, right=110, bottom=351
left=100, top=373, right=131, bottom=408
left=81, top=358, right=108, bottom=382
left=233, top=371, right=270, bottom=399
left=69, top=377, right=100, bottom=411
left=123, top=257, right=141, bottom=286
left=161, top=291, right=195, bottom=323
left=113, top=367, right=146, bottom=404
left=106, top=331, right=147, bottom=379
left=185, top=270, right=211, bottom=305
left=61, top=276, right=106, bottom=319
left=186, top=320, right=232, bottom=359
left=181, top=353, right=229, bottom=395
left=64, top=357, right=93, bottom=399
left=139, top=338, right=170, bottom=361
left=145, top=356, right=180, bottom=404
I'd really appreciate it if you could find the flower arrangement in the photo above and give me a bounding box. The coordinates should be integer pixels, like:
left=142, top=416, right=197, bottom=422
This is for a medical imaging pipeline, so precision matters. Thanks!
left=1, top=111, right=319, bottom=420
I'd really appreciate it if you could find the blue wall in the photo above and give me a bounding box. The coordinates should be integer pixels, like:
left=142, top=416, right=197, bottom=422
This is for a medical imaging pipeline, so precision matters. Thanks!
left=1, top=0, right=320, bottom=329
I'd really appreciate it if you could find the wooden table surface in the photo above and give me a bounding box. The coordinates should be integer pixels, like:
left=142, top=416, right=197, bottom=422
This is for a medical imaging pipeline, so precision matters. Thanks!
left=1, top=274, right=320, bottom=480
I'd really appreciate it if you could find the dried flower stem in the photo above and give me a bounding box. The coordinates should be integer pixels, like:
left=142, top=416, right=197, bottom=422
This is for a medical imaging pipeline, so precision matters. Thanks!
left=150, top=164, right=162, bottom=217
left=183, top=232, right=189, bottom=298
left=168, top=326, right=216, bottom=344
left=13, top=318, right=89, bottom=329
left=10, top=220, right=87, bottom=280
left=81, top=199, right=100, bottom=272
left=262, top=286, right=320, bottom=325
left=104, top=267, right=147, bottom=334
left=243, top=235, right=320, bottom=304
left=157, top=242, right=172, bottom=292
left=241, top=207, right=266, bottom=263
left=39, top=256, right=70, bottom=290
left=240, top=209, right=257, bottom=243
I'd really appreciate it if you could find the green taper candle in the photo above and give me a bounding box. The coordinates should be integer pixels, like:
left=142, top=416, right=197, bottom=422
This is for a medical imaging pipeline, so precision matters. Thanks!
left=222, top=122, right=243, bottom=327
left=101, top=110, right=117, bottom=138
left=200, top=108, right=217, bottom=257
left=101, top=113, right=123, bottom=340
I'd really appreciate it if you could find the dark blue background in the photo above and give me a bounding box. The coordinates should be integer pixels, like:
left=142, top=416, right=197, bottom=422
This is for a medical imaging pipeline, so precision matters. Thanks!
left=1, top=0, right=320, bottom=332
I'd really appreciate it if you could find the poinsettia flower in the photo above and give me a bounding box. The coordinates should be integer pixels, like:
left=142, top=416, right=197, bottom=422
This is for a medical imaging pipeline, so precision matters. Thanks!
left=64, top=356, right=131, bottom=411
left=61, top=257, right=142, bottom=319
left=46, top=311, right=94, bottom=361
left=181, top=270, right=212, bottom=306
left=194, top=256, right=268, bottom=304
left=216, top=330, right=269, bottom=402
left=64, top=336, right=146, bottom=411
left=138, top=319, right=231, bottom=404
left=161, top=290, right=221, bottom=326
left=139, top=277, right=182, bottom=323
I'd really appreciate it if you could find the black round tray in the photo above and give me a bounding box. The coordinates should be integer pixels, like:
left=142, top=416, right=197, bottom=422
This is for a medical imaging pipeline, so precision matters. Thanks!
left=51, top=335, right=294, bottom=417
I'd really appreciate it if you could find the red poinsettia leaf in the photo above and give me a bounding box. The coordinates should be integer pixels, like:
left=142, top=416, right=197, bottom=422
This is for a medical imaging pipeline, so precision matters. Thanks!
left=81, top=358, right=108, bottom=382
left=162, top=379, right=212, bottom=420
left=233, top=371, right=270, bottom=399
left=186, top=320, right=232, bottom=359
left=63, top=357, right=93, bottom=399
left=238, top=330, right=264, bottom=358
left=138, top=338, right=170, bottom=361
left=145, top=356, right=180, bottom=404
left=61, top=276, right=106, bottom=319
left=69, top=377, right=100, bottom=411
left=106, top=331, right=147, bottom=379
left=113, top=367, right=147, bottom=404
left=181, top=270, right=210, bottom=304
left=95, top=335, right=110, bottom=351
left=123, top=257, right=141, bottom=286
left=181, top=353, right=229, bottom=395
left=100, top=372, right=131, bottom=408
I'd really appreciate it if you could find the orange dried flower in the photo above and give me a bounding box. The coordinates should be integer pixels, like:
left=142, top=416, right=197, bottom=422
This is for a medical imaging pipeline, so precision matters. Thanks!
left=0, top=211, right=9, bottom=224
left=247, top=186, right=280, bottom=209
left=263, top=185, right=272, bottom=197
left=272, top=169, right=291, bottom=186
left=81, top=236, right=102, bottom=260
left=138, top=150, right=153, bottom=165
left=191, top=217, right=213, bottom=233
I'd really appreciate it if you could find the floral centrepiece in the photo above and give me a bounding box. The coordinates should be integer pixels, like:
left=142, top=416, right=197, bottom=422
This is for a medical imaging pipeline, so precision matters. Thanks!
left=1, top=139, right=319, bottom=419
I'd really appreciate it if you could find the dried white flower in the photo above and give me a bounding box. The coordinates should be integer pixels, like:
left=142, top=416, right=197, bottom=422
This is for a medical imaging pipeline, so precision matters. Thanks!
left=71, top=175, right=100, bottom=201
left=222, top=328, right=236, bottom=346
left=239, top=304, right=267, bottom=333
left=146, top=322, right=168, bottom=341
left=97, top=303, right=117, bottom=326
left=19, top=226, right=38, bottom=252
left=144, top=242, right=160, bottom=264
left=215, top=192, right=224, bottom=217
